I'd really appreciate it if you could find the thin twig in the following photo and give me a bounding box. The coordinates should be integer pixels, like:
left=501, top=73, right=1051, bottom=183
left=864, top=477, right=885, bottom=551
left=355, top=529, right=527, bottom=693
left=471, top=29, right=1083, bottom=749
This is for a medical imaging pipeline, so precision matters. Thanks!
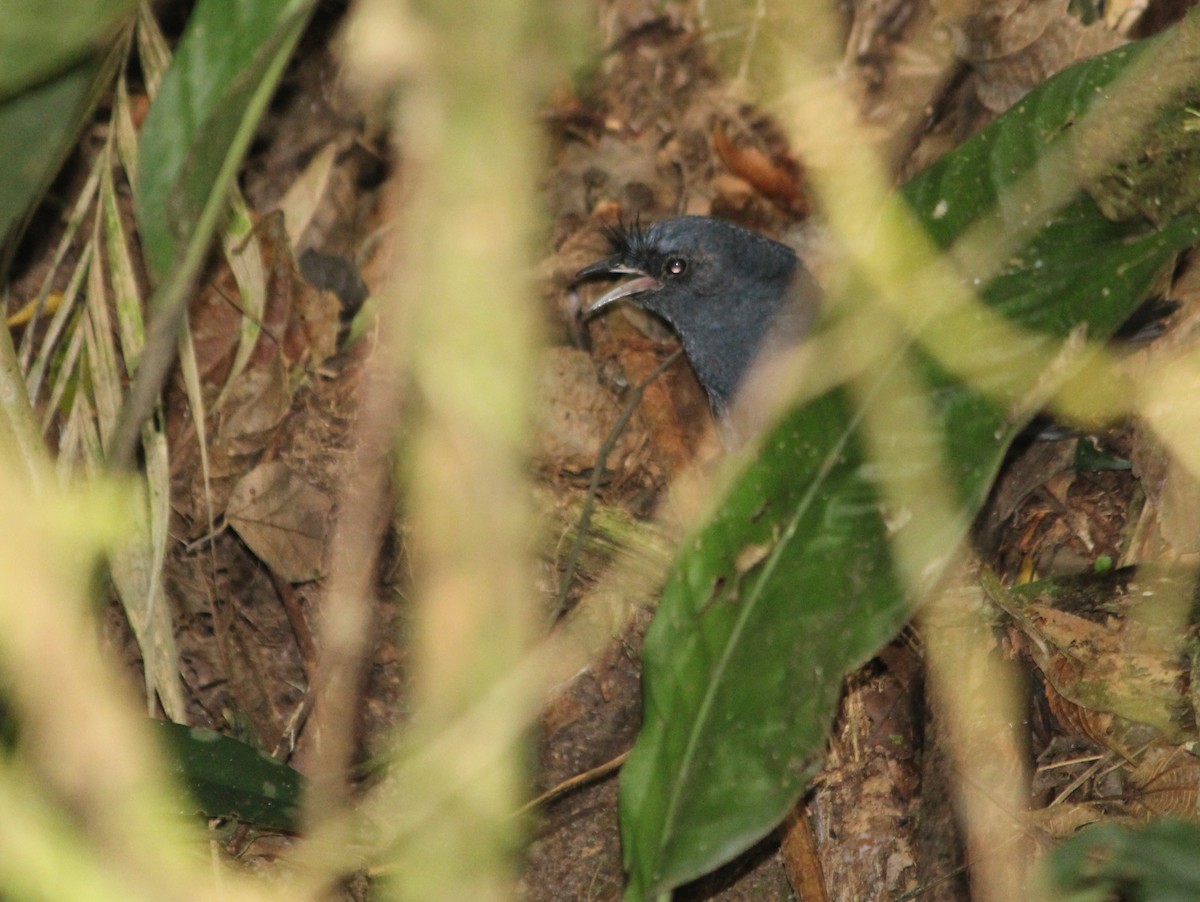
left=551, top=347, right=683, bottom=623
left=515, top=750, right=629, bottom=816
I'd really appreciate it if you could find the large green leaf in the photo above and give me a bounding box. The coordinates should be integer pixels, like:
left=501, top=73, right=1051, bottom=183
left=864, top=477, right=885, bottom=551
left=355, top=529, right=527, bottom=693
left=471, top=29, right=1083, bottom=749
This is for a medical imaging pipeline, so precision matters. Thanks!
left=619, top=33, right=1200, bottom=898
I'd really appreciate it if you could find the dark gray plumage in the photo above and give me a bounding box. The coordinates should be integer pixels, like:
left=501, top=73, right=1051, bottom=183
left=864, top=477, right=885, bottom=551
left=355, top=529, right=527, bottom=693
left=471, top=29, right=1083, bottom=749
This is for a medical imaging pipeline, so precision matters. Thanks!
left=577, top=216, right=821, bottom=434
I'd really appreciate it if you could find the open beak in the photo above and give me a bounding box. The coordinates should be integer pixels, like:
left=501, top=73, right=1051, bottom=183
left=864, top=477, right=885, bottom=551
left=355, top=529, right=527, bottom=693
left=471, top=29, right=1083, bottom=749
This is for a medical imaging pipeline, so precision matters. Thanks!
left=574, top=259, right=662, bottom=318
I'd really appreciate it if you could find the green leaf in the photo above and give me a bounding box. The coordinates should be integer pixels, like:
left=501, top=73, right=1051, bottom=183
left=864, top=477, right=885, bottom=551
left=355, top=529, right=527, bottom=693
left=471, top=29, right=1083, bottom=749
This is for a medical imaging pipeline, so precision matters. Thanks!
left=619, top=34, right=1200, bottom=899
left=0, top=20, right=130, bottom=473
left=1043, top=819, right=1200, bottom=902
left=153, top=720, right=303, bottom=832
left=0, top=0, right=135, bottom=103
left=1074, top=437, right=1131, bottom=471
left=0, top=57, right=110, bottom=275
left=114, top=0, right=314, bottom=464
left=0, top=3, right=135, bottom=269
left=135, top=0, right=314, bottom=282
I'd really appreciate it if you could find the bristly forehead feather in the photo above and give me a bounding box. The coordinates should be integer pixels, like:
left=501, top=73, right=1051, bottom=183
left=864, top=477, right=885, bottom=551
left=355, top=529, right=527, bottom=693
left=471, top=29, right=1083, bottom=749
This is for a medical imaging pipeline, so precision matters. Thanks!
left=601, top=217, right=653, bottom=263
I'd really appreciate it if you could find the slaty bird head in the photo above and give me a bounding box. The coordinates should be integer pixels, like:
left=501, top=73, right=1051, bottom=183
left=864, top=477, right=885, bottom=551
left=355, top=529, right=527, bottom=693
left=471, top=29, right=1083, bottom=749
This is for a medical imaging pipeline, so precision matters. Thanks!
left=575, top=215, right=817, bottom=419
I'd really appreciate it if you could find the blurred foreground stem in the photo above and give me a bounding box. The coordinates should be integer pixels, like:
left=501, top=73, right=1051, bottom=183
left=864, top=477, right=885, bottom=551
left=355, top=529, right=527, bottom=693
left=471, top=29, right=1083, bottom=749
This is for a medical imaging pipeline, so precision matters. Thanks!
left=343, top=0, right=546, bottom=897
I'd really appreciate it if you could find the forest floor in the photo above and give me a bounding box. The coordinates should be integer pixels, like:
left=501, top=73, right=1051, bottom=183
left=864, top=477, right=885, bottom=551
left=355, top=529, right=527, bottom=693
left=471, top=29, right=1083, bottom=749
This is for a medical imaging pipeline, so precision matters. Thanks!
left=16, top=0, right=1200, bottom=898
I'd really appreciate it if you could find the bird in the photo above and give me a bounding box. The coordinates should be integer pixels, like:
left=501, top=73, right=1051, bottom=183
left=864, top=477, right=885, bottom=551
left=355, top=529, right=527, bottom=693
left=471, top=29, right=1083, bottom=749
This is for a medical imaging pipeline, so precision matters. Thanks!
left=576, top=215, right=822, bottom=445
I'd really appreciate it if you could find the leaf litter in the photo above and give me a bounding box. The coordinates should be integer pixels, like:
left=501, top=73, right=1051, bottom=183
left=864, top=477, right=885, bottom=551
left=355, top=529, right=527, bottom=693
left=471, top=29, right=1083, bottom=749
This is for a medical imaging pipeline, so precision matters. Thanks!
left=9, top=0, right=1200, bottom=897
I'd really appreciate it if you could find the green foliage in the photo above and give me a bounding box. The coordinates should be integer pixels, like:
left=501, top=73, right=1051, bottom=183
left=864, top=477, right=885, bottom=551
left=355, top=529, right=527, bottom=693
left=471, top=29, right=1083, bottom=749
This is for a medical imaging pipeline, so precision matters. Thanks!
left=154, top=721, right=304, bottom=832
left=135, top=0, right=314, bottom=282
left=0, top=0, right=315, bottom=858
left=0, top=2, right=136, bottom=277
left=1044, top=819, right=1200, bottom=902
left=0, top=1, right=134, bottom=101
left=112, top=0, right=317, bottom=467
left=619, top=33, right=1200, bottom=898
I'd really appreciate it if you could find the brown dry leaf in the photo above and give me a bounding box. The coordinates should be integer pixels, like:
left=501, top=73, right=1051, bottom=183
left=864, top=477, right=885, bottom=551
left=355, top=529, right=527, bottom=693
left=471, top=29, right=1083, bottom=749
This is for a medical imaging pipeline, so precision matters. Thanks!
left=216, top=354, right=293, bottom=459
left=1042, top=675, right=1126, bottom=755
left=953, top=0, right=1062, bottom=60
left=208, top=217, right=340, bottom=462
left=950, top=0, right=1125, bottom=113
left=178, top=214, right=329, bottom=420
left=252, top=213, right=342, bottom=372
left=279, top=288, right=341, bottom=376
left=712, top=125, right=808, bottom=214
left=171, top=214, right=346, bottom=527
left=1037, top=604, right=1189, bottom=744
left=1028, top=802, right=1110, bottom=839
left=779, top=810, right=828, bottom=902
left=1127, top=745, right=1200, bottom=818
left=980, top=437, right=1077, bottom=545
left=226, top=460, right=333, bottom=583
left=279, top=141, right=339, bottom=249
left=994, top=584, right=1194, bottom=751
left=186, top=265, right=258, bottom=395
left=578, top=301, right=711, bottom=478
left=609, top=339, right=710, bottom=478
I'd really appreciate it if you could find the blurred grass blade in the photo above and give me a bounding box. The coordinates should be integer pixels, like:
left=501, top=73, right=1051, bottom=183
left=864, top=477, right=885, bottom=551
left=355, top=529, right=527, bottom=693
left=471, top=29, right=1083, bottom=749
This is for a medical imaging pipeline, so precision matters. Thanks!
left=134, top=2, right=170, bottom=94
left=38, top=246, right=93, bottom=438
left=214, top=203, right=268, bottom=411
left=97, top=136, right=186, bottom=719
left=619, top=33, right=1200, bottom=896
left=102, top=144, right=146, bottom=368
left=20, top=157, right=102, bottom=391
left=83, top=213, right=123, bottom=446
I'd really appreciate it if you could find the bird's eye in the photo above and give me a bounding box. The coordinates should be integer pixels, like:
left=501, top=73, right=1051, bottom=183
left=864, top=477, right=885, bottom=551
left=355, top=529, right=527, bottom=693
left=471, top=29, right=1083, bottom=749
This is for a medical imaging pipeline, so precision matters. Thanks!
left=664, top=258, right=687, bottom=277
